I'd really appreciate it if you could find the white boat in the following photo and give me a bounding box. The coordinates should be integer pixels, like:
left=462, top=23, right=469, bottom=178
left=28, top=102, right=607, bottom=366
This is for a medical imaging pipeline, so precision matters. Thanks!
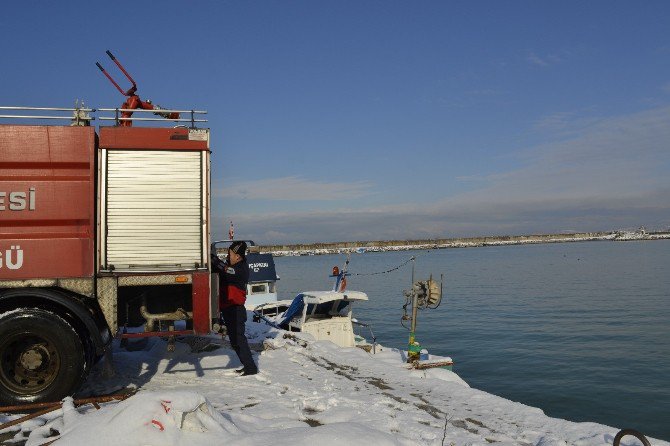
left=253, top=257, right=374, bottom=349
left=253, top=290, right=369, bottom=348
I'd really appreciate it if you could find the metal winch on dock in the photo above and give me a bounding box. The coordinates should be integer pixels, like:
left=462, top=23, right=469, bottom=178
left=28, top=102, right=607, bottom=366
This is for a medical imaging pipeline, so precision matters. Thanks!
left=400, top=257, right=453, bottom=370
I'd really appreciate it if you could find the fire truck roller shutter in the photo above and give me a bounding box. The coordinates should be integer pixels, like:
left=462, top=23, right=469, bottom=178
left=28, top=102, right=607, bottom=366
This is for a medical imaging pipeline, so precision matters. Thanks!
left=103, top=150, right=206, bottom=270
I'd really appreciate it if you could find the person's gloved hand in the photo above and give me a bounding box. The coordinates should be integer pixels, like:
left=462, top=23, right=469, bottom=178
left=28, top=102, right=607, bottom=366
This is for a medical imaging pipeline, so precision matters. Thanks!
left=211, top=252, right=224, bottom=270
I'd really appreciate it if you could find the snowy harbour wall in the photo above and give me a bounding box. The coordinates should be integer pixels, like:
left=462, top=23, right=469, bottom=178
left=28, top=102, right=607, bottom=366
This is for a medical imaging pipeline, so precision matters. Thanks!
left=256, top=231, right=670, bottom=256
left=4, top=323, right=668, bottom=445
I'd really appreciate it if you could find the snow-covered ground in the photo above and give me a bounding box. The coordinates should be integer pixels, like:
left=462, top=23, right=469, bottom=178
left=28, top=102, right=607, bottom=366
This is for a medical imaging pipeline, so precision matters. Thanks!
left=1, top=321, right=666, bottom=446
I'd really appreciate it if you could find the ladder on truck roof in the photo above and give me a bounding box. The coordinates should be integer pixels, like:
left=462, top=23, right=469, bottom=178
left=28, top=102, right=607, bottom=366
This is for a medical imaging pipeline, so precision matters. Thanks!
left=0, top=106, right=208, bottom=127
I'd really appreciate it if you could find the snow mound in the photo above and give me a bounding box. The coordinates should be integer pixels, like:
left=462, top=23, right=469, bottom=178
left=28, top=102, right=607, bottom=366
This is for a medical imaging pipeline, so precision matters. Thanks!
left=423, top=367, right=469, bottom=387
left=46, top=389, right=405, bottom=446
left=53, top=391, right=238, bottom=446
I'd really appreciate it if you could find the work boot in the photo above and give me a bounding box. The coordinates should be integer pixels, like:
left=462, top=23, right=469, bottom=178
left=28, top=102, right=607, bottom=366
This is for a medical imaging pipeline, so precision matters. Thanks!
left=240, top=368, right=258, bottom=376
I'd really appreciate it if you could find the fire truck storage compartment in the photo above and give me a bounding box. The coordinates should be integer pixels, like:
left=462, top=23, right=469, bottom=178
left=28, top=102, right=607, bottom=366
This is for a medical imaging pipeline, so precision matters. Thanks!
left=0, top=125, right=95, bottom=280
left=117, top=284, right=193, bottom=329
left=98, top=127, right=210, bottom=272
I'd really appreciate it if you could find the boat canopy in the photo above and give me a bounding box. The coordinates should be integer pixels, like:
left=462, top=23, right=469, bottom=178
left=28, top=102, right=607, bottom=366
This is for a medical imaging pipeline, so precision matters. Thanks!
left=274, top=291, right=368, bottom=328
left=246, top=252, right=279, bottom=283
left=301, top=290, right=368, bottom=304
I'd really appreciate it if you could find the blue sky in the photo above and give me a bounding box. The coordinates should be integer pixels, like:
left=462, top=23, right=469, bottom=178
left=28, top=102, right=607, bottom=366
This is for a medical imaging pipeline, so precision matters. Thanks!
left=2, top=1, right=670, bottom=243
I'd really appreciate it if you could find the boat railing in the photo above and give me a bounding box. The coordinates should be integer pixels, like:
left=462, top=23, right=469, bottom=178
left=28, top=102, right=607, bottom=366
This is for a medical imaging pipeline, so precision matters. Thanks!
left=352, top=319, right=377, bottom=354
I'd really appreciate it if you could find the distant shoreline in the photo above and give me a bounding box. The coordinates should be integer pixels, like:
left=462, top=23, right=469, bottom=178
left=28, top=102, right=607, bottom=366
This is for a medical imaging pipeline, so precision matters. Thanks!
left=254, top=230, right=670, bottom=256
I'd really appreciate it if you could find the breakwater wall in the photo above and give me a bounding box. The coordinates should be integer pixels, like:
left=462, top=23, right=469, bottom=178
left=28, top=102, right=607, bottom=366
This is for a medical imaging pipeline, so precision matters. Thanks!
left=254, top=232, right=597, bottom=255
left=251, top=231, right=670, bottom=256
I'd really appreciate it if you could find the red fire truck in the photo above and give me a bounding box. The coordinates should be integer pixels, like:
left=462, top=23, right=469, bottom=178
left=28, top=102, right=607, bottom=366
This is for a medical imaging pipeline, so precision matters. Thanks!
left=0, top=103, right=215, bottom=405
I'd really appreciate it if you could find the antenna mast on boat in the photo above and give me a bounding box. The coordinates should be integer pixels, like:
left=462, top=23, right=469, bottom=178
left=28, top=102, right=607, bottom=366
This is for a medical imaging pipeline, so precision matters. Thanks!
left=330, top=254, right=351, bottom=292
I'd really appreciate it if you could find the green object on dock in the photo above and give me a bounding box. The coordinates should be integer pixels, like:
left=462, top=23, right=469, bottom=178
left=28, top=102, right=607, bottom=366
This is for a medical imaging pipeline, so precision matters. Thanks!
left=408, top=337, right=422, bottom=362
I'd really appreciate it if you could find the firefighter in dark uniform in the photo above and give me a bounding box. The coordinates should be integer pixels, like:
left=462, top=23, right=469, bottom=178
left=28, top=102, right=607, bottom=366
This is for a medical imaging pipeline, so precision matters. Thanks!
left=211, top=241, right=258, bottom=376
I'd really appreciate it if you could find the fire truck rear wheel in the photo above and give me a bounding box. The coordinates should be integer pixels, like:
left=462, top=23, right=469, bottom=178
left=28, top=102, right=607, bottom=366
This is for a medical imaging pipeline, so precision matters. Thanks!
left=0, top=308, right=86, bottom=405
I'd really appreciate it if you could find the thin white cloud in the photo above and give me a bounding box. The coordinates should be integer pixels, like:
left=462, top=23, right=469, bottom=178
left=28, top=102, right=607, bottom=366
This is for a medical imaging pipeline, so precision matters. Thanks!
left=526, top=51, right=562, bottom=67
left=218, top=176, right=372, bottom=201
left=455, top=174, right=488, bottom=182
left=218, top=106, right=670, bottom=243
left=465, top=89, right=504, bottom=97
left=532, top=111, right=575, bottom=132
left=458, top=105, right=670, bottom=202
left=527, top=52, right=548, bottom=67
left=530, top=110, right=602, bottom=140
left=219, top=189, right=670, bottom=243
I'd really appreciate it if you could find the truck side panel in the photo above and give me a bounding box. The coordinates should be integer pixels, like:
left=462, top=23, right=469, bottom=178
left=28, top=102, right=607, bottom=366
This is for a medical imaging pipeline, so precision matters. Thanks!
left=0, top=126, right=95, bottom=280
left=192, top=271, right=212, bottom=334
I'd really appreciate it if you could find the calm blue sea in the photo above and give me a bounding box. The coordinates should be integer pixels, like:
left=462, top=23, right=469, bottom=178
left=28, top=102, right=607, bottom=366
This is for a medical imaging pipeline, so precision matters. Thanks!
left=274, top=240, right=670, bottom=441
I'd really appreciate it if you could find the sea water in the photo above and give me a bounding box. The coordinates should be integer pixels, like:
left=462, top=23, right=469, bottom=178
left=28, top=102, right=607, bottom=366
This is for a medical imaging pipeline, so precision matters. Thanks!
left=274, top=240, right=670, bottom=441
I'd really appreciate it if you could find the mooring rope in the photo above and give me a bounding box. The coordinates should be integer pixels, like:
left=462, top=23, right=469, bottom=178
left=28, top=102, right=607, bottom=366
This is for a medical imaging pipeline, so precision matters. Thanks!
left=352, top=255, right=416, bottom=276
left=281, top=255, right=418, bottom=295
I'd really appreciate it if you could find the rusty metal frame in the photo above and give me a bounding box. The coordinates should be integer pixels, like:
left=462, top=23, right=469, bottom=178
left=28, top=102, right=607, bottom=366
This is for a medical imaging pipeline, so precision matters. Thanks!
left=0, top=391, right=136, bottom=433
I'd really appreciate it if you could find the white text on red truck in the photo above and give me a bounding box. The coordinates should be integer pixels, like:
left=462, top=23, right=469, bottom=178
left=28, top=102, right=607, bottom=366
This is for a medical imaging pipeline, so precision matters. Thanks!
left=0, top=246, right=24, bottom=270
left=0, top=188, right=36, bottom=211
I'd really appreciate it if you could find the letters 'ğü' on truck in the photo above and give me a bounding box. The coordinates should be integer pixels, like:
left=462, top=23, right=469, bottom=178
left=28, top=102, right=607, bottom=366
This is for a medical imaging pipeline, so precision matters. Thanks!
left=0, top=56, right=220, bottom=404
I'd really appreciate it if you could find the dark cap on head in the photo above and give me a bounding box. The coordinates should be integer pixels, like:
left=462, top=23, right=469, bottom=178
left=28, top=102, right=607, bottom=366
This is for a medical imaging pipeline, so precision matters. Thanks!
left=229, top=241, right=247, bottom=257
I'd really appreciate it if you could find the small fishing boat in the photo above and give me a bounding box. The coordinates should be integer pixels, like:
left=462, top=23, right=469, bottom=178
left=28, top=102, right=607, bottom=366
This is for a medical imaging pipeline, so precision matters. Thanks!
left=253, top=290, right=368, bottom=348
left=253, top=257, right=374, bottom=349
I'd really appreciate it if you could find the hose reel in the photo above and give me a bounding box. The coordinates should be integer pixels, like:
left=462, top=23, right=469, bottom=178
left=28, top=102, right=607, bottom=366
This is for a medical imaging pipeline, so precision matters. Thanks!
left=405, top=274, right=443, bottom=310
